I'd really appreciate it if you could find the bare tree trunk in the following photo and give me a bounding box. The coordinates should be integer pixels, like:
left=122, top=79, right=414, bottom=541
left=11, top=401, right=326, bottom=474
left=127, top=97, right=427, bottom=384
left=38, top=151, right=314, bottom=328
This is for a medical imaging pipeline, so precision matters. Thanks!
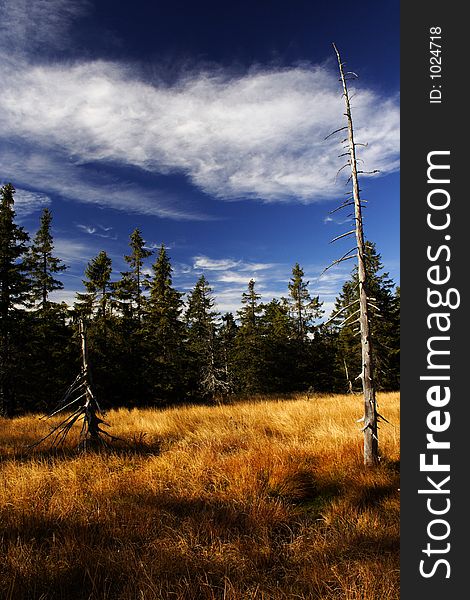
left=0, top=316, right=15, bottom=418
left=31, top=318, right=115, bottom=451
left=333, top=43, right=379, bottom=466
left=79, top=319, right=100, bottom=443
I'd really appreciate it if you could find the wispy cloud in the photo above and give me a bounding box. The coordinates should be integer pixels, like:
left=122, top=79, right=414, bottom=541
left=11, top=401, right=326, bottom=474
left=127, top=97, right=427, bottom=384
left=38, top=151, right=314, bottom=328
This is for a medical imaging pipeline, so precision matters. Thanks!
left=53, top=238, right=95, bottom=265
left=193, top=256, right=240, bottom=271
left=49, top=288, right=82, bottom=306
left=77, top=224, right=97, bottom=235
left=183, top=254, right=344, bottom=315
left=0, top=60, right=399, bottom=204
left=0, top=145, right=209, bottom=220
left=193, top=255, right=275, bottom=273
left=217, top=272, right=259, bottom=285
left=0, top=0, right=399, bottom=213
left=76, top=223, right=117, bottom=239
left=10, top=188, right=51, bottom=218
left=0, top=0, right=92, bottom=57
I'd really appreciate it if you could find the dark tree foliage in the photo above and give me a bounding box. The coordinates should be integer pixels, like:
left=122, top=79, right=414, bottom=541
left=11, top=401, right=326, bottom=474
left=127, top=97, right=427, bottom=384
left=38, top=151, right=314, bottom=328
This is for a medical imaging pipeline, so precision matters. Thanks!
left=219, top=312, right=238, bottom=394
left=108, top=230, right=153, bottom=407
left=75, top=250, right=113, bottom=321
left=287, top=263, right=323, bottom=342
left=259, top=298, right=295, bottom=392
left=0, top=186, right=400, bottom=415
left=17, top=207, right=75, bottom=413
left=286, top=263, right=324, bottom=391
left=186, top=275, right=230, bottom=401
left=18, top=304, right=77, bottom=413
left=26, top=207, right=67, bottom=311
left=73, top=251, right=117, bottom=408
left=114, top=228, right=152, bottom=323
left=234, top=279, right=267, bottom=393
left=0, top=184, right=30, bottom=416
left=331, top=242, right=400, bottom=391
left=143, top=244, right=187, bottom=404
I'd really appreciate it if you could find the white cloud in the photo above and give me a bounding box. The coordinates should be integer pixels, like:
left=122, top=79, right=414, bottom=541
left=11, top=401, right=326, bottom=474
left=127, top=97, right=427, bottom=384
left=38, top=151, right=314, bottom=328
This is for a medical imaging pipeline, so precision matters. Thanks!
left=76, top=223, right=117, bottom=239
left=77, top=224, right=97, bottom=235
left=0, top=0, right=91, bottom=56
left=10, top=188, right=51, bottom=218
left=217, top=272, right=258, bottom=285
left=193, top=255, right=276, bottom=274
left=53, top=238, right=94, bottom=264
left=0, top=49, right=399, bottom=209
left=0, top=146, right=209, bottom=220
left=49, top=288, right=80, bottom=306
left=238, top=262, right=275, bottom=272
left=193, top=256, right=240, bottom=271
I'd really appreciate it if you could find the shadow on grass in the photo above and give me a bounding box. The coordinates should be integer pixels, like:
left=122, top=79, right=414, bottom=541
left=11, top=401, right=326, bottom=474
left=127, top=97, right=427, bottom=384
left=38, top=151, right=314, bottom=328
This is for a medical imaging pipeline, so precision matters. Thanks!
left=1, top=458, right=400, bottom=599
left=2, top=507, right=399, bottom=600
left=0, top=437, right=164, bottom=464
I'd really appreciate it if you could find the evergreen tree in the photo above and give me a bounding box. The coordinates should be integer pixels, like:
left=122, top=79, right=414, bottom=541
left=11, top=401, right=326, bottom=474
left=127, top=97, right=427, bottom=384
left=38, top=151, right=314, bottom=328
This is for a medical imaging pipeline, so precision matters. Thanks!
left=73, top=251, right=115, bottom=408
left=240, top=279, right=262, bottom=329
left=332, top=242, right=400, bottom=391
left=186, top=275, right=229, bottom=401
left=0, top=183, right=30, bottom=416
left=260, top=298, right=295, bottom=392
left=115, top=228, right=152, bottom=322
left=287, top=263, right=323, bottom=341
left=309, top=323, right=340, bottom=392
left=22, top=207, right=74, bottom=412
left=75, top=251, right=113, bottom=320
left=107, top=230, right=153, bottom=408
left=285, top=264, right=324, bottom=391
left=144, top=245, right=186, bottom=403
left=26, top=207, right=67, bottom=311
left=234, top=279, right=266, bottom=393
left=19, top=302, right=76, bottom=413
left=219, top=312, right=238, bottom=395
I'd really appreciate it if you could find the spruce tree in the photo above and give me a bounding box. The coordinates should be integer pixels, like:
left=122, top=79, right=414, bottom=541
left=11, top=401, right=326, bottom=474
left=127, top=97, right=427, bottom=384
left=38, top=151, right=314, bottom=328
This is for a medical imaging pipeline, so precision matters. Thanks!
left=0, top=183, right=30, bottom=416
left=75, top=251, right=113, bottom=320
left=110, top=230, right=152, bottom=407
left=240, top=279, right=262, bottom=329
left=186, top=275, right=229, bottom=401
left=219, top=312, right=238, bottom=395
left=286, top=264, right=324, bottom=391
left=234, top=279, right=265, bottom=393
left=260, top=298, right=295, bottom=392
left=287, top=263, right=323, bottom=341
left=115, top=228, right=151, bottom=322
left=23, top=207, right=73, bottom=412
left=144, top=244, right=185, bottom=403
left=332, top=242, right=400, bottom=391
left=74, top=251, right=114, bottom=408
left=26, top=207, right=66, bottom=311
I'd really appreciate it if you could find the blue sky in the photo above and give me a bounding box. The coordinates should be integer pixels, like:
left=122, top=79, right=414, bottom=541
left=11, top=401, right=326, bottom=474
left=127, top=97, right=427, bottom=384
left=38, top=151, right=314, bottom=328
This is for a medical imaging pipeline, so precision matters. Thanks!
left=0, top=0, right=399, bottom=317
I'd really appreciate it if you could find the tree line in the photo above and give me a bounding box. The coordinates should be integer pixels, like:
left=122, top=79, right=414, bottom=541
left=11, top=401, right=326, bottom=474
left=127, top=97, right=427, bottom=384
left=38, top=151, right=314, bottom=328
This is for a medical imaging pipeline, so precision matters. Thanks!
left=0, top=183, right=400, bottom=417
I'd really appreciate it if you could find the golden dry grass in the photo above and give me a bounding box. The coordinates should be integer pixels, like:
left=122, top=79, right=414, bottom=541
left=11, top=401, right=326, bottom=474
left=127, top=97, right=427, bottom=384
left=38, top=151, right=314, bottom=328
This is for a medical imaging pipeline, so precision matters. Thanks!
left=0, top=392, right=400, bottom=599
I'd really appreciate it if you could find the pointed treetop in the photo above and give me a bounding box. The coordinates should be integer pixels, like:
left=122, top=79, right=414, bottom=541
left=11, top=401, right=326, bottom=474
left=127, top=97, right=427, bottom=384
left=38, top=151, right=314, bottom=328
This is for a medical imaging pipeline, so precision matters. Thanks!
left=27, top=207, right=67, bottom=310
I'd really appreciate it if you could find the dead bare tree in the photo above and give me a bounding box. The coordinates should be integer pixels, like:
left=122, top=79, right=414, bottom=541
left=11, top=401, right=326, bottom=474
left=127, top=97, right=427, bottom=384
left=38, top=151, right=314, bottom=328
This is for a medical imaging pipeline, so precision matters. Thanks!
left=323, top=44, right=386, bottom=466
left=32, top=318, right=115, bottom=450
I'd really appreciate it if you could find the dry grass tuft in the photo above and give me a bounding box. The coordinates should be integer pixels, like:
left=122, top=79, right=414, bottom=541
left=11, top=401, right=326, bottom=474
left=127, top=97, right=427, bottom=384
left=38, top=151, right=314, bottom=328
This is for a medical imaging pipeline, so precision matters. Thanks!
left=0, top=392, right=399, bottom=599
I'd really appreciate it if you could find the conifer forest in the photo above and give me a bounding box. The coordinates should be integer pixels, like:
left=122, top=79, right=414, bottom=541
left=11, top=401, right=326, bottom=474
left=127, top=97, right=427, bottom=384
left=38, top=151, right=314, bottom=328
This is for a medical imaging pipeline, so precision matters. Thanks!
left=0, top=3, right=402, bottom=597
left=0, top=182, right=399, bottom=419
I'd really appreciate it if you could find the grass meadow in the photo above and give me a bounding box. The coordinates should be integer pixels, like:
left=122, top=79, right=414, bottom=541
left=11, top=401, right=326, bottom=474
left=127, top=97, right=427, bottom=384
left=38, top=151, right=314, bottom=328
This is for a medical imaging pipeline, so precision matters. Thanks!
left=0, top=392, right=400, bottom=599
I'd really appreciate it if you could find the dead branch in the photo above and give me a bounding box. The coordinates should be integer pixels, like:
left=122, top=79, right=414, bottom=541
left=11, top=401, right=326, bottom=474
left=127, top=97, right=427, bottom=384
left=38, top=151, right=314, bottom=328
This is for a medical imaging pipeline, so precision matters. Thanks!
left=324, top=126, right=348, bottom=140
left=332, top=42, right=381, bottom=466
left=323, top=298, right=360, bottom=326
left=31, top=319, right=116, bottom=451
left=320, top=247, right=357, bottom=276
left=329, top=229, right=356, bottom=243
